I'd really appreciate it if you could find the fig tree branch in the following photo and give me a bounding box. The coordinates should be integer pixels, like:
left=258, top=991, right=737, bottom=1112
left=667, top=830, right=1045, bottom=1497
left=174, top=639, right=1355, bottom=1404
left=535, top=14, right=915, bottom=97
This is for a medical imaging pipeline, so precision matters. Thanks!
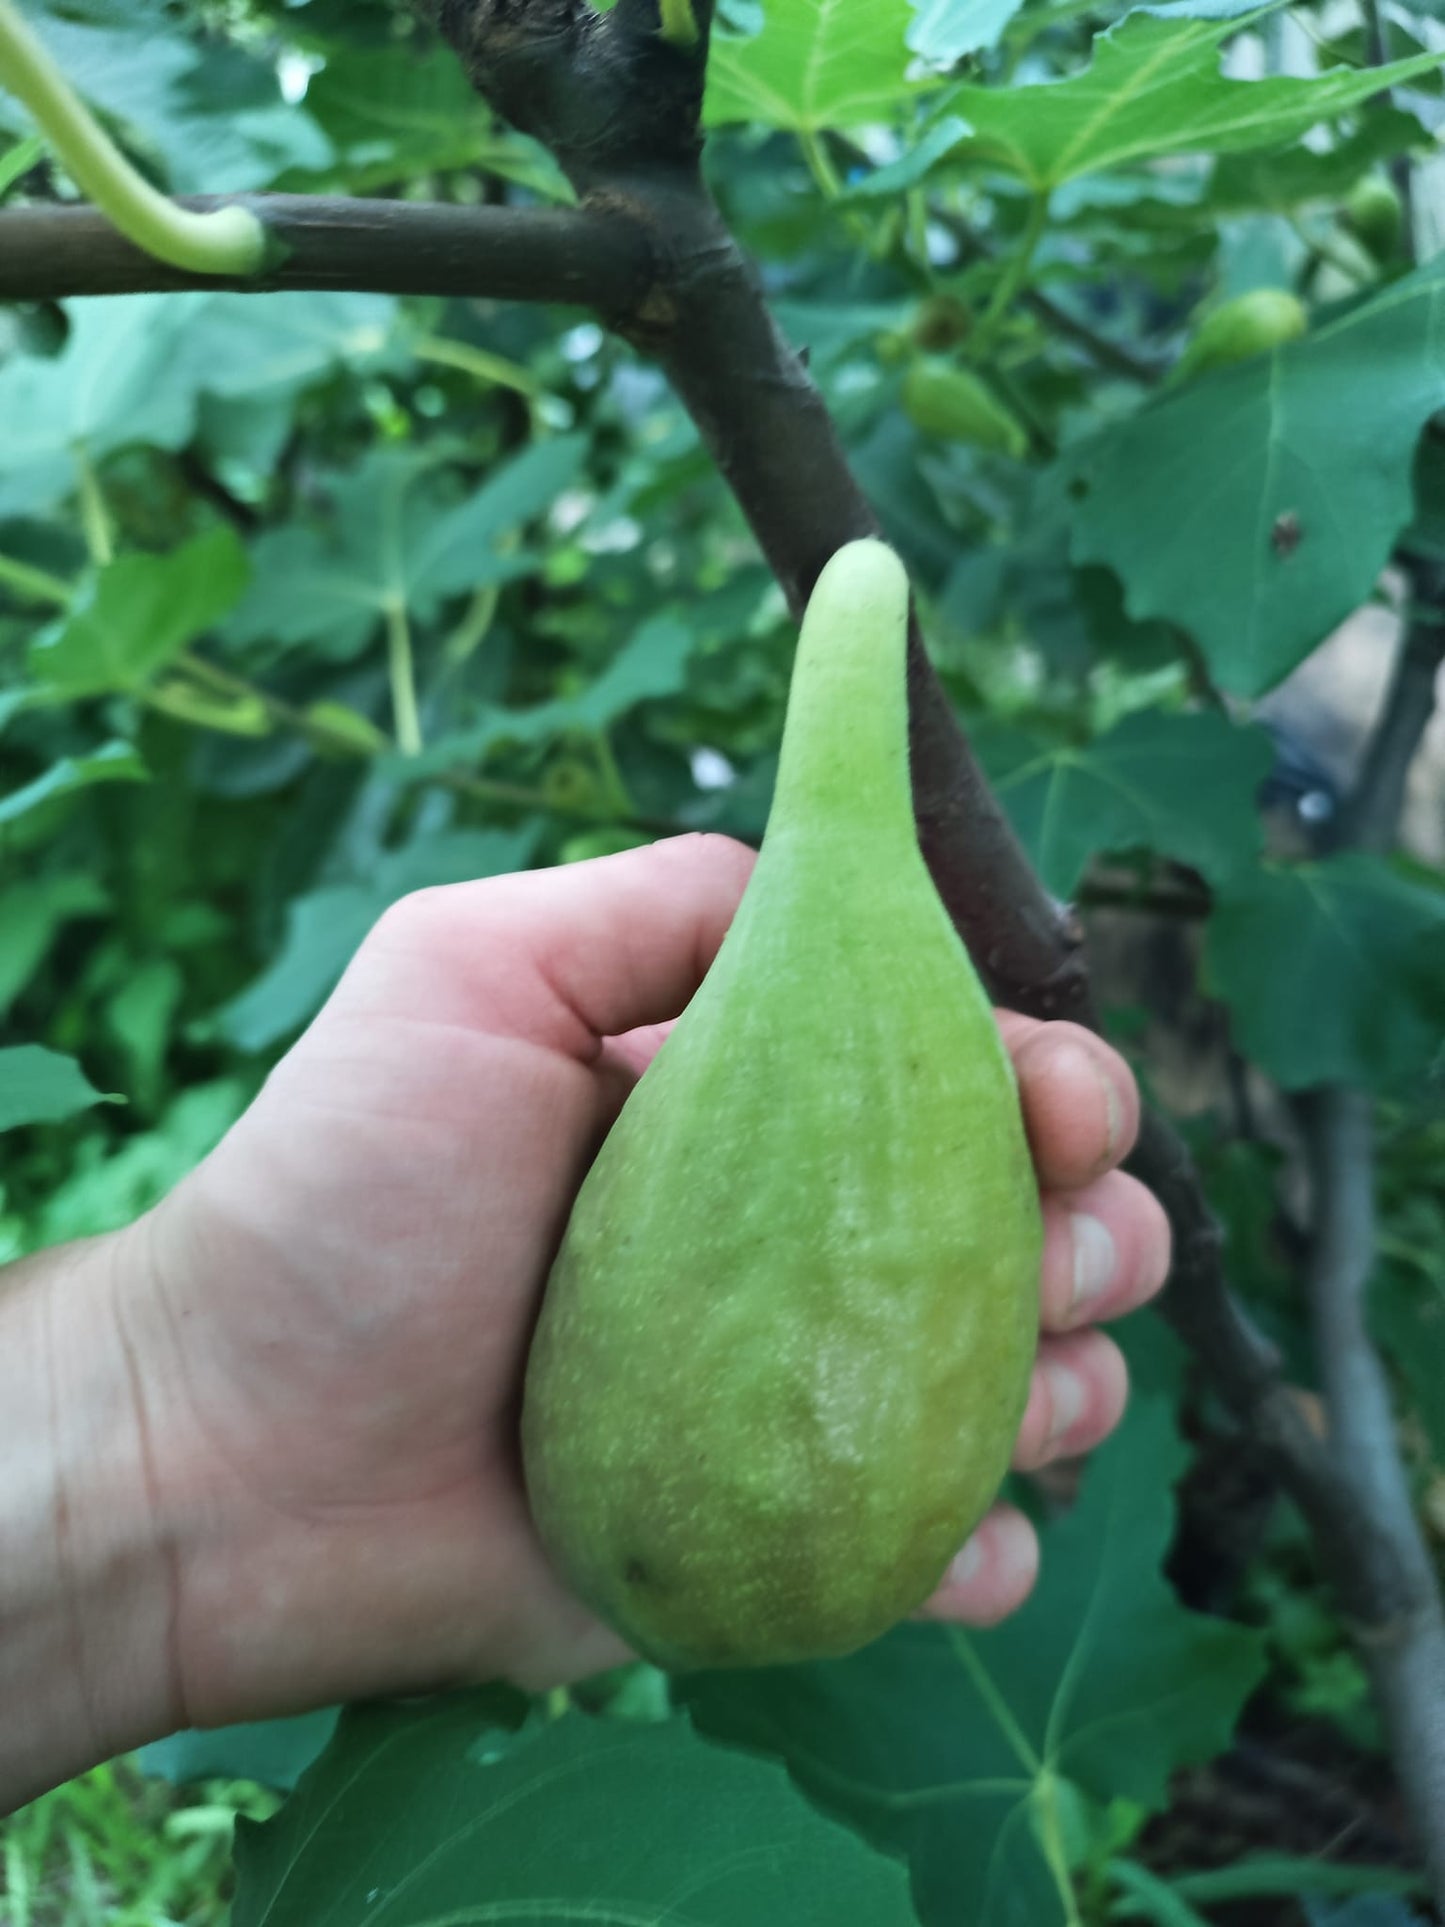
left=0, top=196, right=654, bottom=307
left=435, top=0, right=1094, bottom=1026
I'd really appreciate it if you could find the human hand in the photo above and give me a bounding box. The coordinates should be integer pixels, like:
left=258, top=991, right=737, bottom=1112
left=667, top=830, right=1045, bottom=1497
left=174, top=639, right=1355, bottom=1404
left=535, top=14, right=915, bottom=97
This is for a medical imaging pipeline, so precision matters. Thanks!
left=102, top=835, right=1169, bottom=1731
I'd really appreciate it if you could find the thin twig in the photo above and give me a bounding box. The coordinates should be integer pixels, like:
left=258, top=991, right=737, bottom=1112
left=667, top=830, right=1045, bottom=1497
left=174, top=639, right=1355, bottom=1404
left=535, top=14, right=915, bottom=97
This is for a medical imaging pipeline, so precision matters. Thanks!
left=1336, top=561, right=1445, bottom=850
left=1294, top=551, right=1445, bottom=1902
left=1301, top=1088, right=1445, bottom=1900
left=0, top=195, right=656, bottom=308
left=1077, top=870, right=1213, bottom=919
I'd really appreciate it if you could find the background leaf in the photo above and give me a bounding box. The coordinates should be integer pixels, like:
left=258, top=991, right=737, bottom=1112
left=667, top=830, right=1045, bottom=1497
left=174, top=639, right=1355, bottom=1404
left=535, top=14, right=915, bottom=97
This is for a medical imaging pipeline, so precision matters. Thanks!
left=937, top=12, right=1443, bottom=189
left=31, top=530, right=248, bottom=697
left=226, top=438, right=586, bottom=660
left=909, top=0, right=1027, bottom=62
left=1205, top=856, right=1445, bottom=1088
left=683, top=1399, right=1267, bottom=1926
left=1064, top=255, right=1445, bottom=695
left=977, top=710, right=1274, bottom=896
left=0, top=1045, right=113, bottom=1132
left=0, top=742, right=147, bottom=827
left=706, top=0, right=921, bottom=131
left=215, top=825, right=542, bottom=1052
left=231, top=1702, right=919, bottom=1927
left=137, top=1714, right=341, bottom=1795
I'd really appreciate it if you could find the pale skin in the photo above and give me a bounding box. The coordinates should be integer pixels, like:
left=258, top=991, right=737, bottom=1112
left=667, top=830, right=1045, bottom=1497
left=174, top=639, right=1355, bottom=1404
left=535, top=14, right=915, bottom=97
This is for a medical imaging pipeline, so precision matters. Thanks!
left=0, top=834, right=1171, bottom=1813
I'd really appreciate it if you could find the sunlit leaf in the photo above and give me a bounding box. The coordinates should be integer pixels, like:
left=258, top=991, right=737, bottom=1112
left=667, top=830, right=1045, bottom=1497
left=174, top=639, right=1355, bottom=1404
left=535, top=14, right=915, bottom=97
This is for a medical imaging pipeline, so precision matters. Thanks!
left=706, top=0, right=921, bottom=131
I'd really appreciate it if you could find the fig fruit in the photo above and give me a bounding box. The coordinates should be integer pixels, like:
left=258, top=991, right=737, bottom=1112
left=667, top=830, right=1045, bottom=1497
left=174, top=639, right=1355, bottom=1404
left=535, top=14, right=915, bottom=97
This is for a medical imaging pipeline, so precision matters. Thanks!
left=902, top=357, right=1030, bottom=458
left=1343, top=175, right=1403, bottom=262
left=521, top=539, right=1043, bottom=1671
left=1176, top=289, right=1307, bottom=380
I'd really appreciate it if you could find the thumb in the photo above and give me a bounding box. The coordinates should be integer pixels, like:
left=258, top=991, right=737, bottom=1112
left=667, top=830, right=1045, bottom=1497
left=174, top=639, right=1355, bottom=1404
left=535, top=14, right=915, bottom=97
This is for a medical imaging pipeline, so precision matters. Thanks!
left=353, top=833, right=757, bottom=1056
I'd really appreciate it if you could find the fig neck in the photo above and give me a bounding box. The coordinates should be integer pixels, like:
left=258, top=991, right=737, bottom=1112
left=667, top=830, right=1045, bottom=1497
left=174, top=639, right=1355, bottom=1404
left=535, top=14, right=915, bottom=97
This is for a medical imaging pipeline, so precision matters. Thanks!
left=763, top=542, right=917, bottom=850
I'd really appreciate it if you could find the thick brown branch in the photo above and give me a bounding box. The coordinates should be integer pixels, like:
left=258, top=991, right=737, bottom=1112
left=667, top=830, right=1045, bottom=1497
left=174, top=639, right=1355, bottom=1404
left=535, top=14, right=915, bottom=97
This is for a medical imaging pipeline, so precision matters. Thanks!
left=0, top=195, right=654, bottom=307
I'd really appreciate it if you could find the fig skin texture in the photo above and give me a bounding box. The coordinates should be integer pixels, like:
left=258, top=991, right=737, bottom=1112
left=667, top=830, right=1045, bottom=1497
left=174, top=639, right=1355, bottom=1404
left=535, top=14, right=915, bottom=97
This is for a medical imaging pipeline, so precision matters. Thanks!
left=521, top=540, right=1043, bottom=1672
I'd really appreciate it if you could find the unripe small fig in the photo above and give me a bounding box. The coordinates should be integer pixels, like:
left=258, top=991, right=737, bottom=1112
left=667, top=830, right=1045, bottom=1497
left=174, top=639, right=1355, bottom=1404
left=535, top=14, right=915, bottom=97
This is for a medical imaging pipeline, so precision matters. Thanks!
left=1342, top=175, right=1404, bottom=262
left=1176, top=289, right=1307, bottom=381
left=911, top=294, right=975, bottom=352
left=902, top=358, right=1029, bottom=458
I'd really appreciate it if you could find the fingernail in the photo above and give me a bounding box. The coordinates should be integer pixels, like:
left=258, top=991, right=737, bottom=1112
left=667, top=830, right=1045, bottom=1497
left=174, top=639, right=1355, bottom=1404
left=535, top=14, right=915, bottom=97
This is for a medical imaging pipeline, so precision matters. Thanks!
left=1046, top=1362, right=1086, bottom=1447
left=948, top=1534, right=985, bottom=1587
left=1101, top=1068, right=1124, bottom=1162
left=1070, top=1212, right=1117, bottom=1313
left=1057, top=1041, right=1126, bottom=1166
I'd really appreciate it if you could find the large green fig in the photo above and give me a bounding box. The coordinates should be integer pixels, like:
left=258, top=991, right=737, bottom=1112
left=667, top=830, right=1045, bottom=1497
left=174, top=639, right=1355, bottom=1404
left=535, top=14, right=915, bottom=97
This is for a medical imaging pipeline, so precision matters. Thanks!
left=521, top=540, right=1043, bottom=1671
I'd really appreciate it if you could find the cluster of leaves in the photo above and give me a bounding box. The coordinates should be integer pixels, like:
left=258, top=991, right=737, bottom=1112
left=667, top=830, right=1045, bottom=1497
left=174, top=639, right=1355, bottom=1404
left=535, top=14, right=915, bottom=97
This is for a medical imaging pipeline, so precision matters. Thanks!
left=2, top=0, right=1443, bottom=1921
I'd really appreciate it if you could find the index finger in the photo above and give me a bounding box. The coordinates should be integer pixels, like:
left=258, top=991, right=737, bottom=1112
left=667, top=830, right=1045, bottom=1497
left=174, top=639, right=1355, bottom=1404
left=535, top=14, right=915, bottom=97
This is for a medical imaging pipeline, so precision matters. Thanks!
left=998, top=1015, right=1140, bottom=1193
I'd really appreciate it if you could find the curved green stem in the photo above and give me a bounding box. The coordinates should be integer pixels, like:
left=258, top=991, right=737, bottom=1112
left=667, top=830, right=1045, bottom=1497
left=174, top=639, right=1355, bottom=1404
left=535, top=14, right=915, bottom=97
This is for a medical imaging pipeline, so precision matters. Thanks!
left=0, top=0, right=265, bottom=276
left=0, top=548, right=71, bottom=607
left=590, top=728, right=635, bottom=816
left=443, top=583, right=501, bottom=667
left=801, top=130, right=846, bottom=202
left=385, top=598, right=423, bottom=757
left=970, top=193, right=1049, bottom=360
left=73, top=447, right=112, bottom=566
left=1032, top=1771, right=1084, bottom=1927
left=411, top=334, right=543, bottom=401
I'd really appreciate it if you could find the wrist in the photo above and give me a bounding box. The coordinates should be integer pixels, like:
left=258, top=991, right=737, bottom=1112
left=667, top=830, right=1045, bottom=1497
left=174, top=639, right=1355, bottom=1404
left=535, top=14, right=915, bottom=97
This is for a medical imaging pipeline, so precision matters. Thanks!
left=0, top=1223, right=183, bottom=1812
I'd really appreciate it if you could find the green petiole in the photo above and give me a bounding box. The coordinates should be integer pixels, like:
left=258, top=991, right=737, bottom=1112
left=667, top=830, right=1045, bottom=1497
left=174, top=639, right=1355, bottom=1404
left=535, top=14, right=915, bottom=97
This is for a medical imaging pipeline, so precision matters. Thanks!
left=0, top=0, right=266, bottom=276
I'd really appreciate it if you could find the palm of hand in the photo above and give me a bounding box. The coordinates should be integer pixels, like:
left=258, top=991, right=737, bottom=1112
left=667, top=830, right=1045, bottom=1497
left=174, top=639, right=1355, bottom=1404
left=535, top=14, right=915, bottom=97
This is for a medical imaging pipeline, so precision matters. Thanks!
left=148, top=888, right=648, bottom=1716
